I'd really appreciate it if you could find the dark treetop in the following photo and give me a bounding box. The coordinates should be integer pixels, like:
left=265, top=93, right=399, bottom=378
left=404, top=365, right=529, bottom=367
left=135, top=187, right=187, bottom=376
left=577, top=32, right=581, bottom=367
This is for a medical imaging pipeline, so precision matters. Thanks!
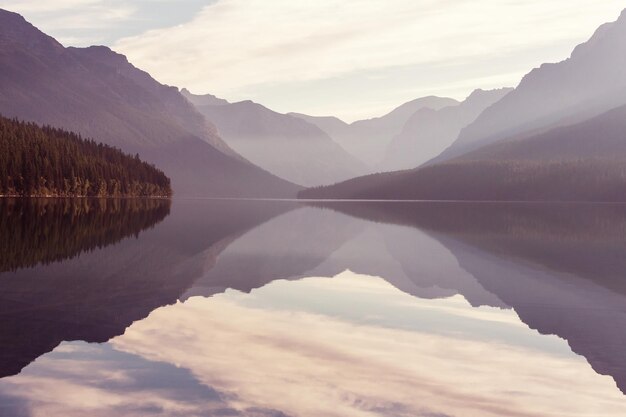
left=0, top=115, right=172, bottom=197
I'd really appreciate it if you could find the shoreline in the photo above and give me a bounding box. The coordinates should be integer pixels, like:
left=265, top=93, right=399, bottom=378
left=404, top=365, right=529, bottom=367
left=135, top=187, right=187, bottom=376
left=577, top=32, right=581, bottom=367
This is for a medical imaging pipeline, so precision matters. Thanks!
left=0, top=195, right=172, bottom=199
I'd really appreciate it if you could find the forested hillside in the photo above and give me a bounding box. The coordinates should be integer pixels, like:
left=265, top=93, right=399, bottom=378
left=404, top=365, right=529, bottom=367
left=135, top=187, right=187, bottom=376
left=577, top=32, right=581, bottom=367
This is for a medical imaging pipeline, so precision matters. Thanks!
left=300, top=103, right=626, bottom=202
left=0, top=116, right=171, bottom=197
left=0, top=9, right=299, bottom=197
left=300, top=159, right=626, bottom=202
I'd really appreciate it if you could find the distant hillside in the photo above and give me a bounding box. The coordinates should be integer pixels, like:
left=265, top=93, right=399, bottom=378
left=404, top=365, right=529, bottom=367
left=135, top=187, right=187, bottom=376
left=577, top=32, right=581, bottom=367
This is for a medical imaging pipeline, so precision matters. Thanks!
left=434, top=9, right=626, bottom=162
left=0, top=9, right=299, bottom=197
left=302, top=9, right=626, bottom=203
left=292, top=97, right=459, bottom=167
left=0, top=116, right=171, bottom=197
left=459, top=103, right=626, bottom=161
left=381, top=88, right=512, bottom=171
left=299, top=103, right=626, bottom=202
left=181, top=88, right=229, bottom=107
left=184, top=92, right=367, bottom=187
left=287, top=113, right=349, bottom=137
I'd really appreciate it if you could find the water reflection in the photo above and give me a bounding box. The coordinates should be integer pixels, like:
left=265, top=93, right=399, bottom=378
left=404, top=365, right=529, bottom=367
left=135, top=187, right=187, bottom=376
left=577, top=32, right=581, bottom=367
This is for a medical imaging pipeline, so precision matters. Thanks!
left=0, top=198, right=171, bottom=272
left=0, top=199, right=293, bottom=379
left=318, top=201, right=626, bottom=391
left=1, top=199, right=626, bottom=416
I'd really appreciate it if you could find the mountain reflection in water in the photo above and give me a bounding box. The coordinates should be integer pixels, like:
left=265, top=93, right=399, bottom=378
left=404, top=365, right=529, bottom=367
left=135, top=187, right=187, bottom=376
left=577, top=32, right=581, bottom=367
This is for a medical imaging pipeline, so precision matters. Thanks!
left=1, top=199, right=626, bottom=416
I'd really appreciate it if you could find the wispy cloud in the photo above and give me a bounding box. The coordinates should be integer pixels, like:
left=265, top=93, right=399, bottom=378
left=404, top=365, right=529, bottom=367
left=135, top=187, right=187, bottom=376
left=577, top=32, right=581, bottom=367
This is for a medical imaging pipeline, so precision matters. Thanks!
left=113, top=0, right=625, bottom=120
left=1, top=0, right=624, bottom=119
left=0, top=0, right=210, bottom=46
left=109, top=275, right=624, bottom=417
left=1, top=273, right=624, bottom=416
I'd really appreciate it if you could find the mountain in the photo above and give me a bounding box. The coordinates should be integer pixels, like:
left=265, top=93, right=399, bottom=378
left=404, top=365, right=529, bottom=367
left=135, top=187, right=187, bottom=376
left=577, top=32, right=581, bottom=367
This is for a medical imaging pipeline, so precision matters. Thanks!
left=287, top=113, right=349, bottom=137
left=380, top=88, right=512, bottom=171
left=301, top=10, right=626, bottom=202
left=433, top=8, right=626, bottom=162
left=293, top=97, right=459, bottom=167
left=0, top=116, right=171, bottom=197
left=181, top=88, right=229, bottom=107
left=300, top=103, right=626, bottom=202
left=0, top=9, right=299, bottom=197
left=459, top=103, right=626, bottom=161
left=184, top=92, right=368, bottom=187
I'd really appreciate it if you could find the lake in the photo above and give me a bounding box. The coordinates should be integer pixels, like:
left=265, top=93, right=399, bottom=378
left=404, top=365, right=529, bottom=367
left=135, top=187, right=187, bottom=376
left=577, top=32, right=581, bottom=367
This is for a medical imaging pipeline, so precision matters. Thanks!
left=1, top=198, right=626, bottom=416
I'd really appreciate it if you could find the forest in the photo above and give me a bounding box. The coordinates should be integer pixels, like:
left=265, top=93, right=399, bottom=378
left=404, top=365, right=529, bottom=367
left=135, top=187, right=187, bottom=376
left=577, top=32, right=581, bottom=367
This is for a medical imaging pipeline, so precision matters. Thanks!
left=0, top=116, right=172, bottom=197
left=300, top=159, right=626, bottom=202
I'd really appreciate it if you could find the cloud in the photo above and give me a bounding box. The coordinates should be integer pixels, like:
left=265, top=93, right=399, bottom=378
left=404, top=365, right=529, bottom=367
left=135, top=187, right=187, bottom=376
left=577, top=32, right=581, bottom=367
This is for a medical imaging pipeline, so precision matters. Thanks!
left=0, top=342, right=288, bottom=417
left=2, top=0, right=624, bottom=119
left=1, top=273, right=625, bottom=416
left=108, top=274, right=625, bottom=417
left=0, top=0, right=210, bottom=46
left=0, top=0, right=101, bottom=13
left=113, top=0, right=625, bottom=120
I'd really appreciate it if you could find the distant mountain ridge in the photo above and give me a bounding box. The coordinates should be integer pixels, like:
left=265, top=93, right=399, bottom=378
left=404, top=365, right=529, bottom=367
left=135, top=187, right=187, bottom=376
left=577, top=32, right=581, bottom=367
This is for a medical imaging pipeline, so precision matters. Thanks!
left=433, top=8, right=626, bottom=162
left=291, top=96, right=459, bottom=167
left=286, top=113, right=348, bottom=138
left=381, top=88, right=512, bottom=171
left=300, top=8, right=626, bottom=202
left=0, top=8, right=299, bottom=197
left=300, top=103, right=626, bottom=202
left=181, top=88, right=229, bottom=107
left=183, top=90, right=368, bottom=187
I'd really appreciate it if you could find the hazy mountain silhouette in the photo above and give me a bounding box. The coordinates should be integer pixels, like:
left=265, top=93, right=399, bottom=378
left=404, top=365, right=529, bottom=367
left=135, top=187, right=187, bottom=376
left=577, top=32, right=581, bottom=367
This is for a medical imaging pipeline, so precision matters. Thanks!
left=292, top=97, right=459, bottom=167
left=183, top=92, right=367, bottom=186
left=300, top=9, right=626, bottom=202
left=287, top=113, right=349, bottom=138
left=300, top=102, right=626, bottom=202
left=380, top=88, right=512, bottom=171
left=458, top=103, right=626, bottom=161
left=433, top=8, right=626, bottom=162
left=181, top=88, right=229, bottom=106
left=0, top=9, right=299, bottom=197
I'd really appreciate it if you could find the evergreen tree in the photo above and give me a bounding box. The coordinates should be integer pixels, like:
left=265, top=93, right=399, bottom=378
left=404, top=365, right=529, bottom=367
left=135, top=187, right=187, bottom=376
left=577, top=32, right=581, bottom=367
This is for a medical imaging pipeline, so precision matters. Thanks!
left=0, top=115, right=172, bottom=197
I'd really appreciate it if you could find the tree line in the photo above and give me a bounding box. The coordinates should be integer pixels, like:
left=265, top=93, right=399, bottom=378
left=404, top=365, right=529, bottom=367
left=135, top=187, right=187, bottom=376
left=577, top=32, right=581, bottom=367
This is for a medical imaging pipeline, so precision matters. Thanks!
left=300, top=159, right=626, bottom=202
left=0, top=115, right=172, bottom=197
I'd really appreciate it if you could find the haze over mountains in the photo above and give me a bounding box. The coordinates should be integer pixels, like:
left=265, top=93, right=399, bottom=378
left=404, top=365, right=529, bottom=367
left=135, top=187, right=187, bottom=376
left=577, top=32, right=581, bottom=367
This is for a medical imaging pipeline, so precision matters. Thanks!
left=182, top=90, right=367, bottom=187
left=2, top=6, right=626, bottom=201
left=381, top=88, right=512, bottom=171
left=302, top=8, right=626, bottom=202
left=0, top=9, right=299, bottom=197
left=291, top=96, right=459, bottom=167
left=433, top=8, right=626, bottom=163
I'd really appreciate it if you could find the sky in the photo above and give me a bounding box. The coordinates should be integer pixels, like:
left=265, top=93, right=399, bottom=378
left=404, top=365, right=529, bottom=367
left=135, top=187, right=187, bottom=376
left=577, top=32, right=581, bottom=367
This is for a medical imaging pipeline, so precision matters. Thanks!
left=1, top=1, right=624, bottom=121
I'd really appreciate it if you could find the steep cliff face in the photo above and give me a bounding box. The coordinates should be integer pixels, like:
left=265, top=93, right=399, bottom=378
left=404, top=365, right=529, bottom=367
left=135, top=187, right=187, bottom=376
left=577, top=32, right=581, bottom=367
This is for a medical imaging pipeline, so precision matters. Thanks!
left=434, top=9, right=626, bottom=162
left=381, top=88, right=511, bottom=171
left=0, top=9, right=300, bottom=197
left=188, top=97, right=368, bottom=187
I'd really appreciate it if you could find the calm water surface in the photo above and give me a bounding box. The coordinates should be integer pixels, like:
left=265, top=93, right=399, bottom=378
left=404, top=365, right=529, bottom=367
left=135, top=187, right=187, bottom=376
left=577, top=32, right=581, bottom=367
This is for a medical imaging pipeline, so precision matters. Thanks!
left=1, top=198, right=626, bottom=416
